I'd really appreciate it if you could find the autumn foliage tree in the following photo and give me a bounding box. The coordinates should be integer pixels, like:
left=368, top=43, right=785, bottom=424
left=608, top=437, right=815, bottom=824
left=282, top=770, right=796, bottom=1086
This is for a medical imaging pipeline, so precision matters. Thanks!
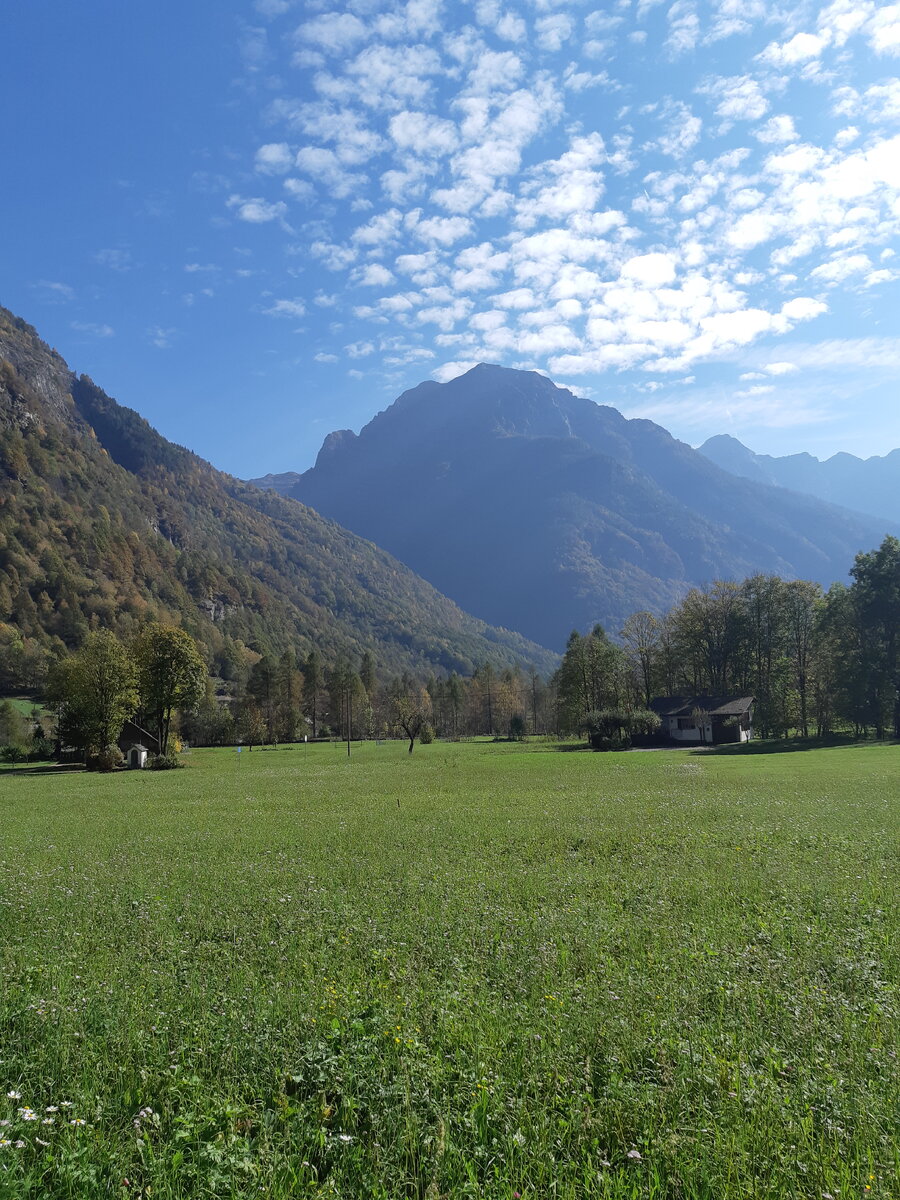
left=134, top=624, right=206, bottom=755
left=47, top=630, right=138, bottom=764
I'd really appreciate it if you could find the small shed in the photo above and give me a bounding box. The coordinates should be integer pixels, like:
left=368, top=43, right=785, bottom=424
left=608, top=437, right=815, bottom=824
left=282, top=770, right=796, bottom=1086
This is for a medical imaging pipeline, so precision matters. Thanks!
left=128, top=744, right=149, bottom=770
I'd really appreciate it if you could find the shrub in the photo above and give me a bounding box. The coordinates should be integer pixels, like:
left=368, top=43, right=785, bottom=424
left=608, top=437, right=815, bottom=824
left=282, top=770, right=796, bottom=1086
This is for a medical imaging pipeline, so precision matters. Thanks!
left=29, top=736, right=54, bottom=761
left=418, top=723, right=435, bottom=745
left=91, top=744, right=123, bottom=772
left=508, top=714, right=527, bottom=741
left=0, top=744, right=27, bottom=764
left=148, top=751, right=185, bottom=770
left=583, top=708, right=661, bottom=751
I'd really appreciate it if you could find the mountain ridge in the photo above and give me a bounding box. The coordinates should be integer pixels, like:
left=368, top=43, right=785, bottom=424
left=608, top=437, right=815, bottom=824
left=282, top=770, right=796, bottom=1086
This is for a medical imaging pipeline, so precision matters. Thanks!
left=252, top=364, right=896, bottom=649
left=699, top=433, right=900, bottom=524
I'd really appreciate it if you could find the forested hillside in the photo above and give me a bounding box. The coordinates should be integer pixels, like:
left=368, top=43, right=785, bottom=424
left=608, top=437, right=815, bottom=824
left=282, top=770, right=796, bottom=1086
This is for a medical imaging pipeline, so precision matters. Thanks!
left=258, top=364, right=895, bottom=649
left=0, top=307, right=555, bottom=692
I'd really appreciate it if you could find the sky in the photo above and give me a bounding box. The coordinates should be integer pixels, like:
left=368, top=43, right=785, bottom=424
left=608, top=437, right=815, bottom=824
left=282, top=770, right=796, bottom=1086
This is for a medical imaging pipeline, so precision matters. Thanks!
left=3, top=0, right=900, bottom=477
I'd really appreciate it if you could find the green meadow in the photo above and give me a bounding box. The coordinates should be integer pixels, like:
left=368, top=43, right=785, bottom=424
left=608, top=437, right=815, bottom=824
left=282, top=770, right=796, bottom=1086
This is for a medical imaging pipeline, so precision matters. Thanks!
left=0, top=740, right=897, bottom=1199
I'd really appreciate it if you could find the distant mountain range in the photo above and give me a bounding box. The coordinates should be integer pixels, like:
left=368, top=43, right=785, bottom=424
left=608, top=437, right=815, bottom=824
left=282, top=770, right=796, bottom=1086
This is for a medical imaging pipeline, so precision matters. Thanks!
left=0, top=307, right=555, bottom=679
left=698, top=434, right=900, bottom=525
left=252, top=364, right=896, bottom=650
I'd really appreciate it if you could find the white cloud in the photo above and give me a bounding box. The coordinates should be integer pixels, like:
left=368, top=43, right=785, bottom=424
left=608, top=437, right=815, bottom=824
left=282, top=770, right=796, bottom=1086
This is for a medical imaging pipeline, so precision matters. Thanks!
left=759, top=31, right=830, bottom=67
left=389, top=110, right=458, bottom=155
left=71, top=321, right=114, bottom=337
left=869, top=4, right=900, bottom=55
left=355, top=263, right=396, bottom=286
left=94, top=248, right=133, bottom=271
left=228, top=0, right=900, bottom=401
left=341, top=43, right=444, bottom=110
left=810, top=252, right=873, bottom=283
left=294, top=147, right=365, bottom=197
left=227, top=195, right=288, bottom=223
left=296, top=12, right=369, bottom=54
left=763, top=361, right=798, bottom=375
left=665, top=1, right=699, bottom=56
left=411, top=213, right=473, bottom=246
left=255, top=143, right=293, bottom=174
left=655, top=100, right=702, bottom=157
left=755, top=114, right=798, bottom=144
left=433, top=359, right=479, bottom=381
left=620, top=252, right=677, bottom=287
left=452, top=240, right=509, bottom=290
left=701, top=75, right=770, bottom=123
left=352, top=208, right=405, bottom=248
left=535, top=14, right=574, bottom=52
left=264, top=298, right=307, bottom=318
left=147, top=326, right=176, bottom=349
left=310, top=241, right=358, bottom=270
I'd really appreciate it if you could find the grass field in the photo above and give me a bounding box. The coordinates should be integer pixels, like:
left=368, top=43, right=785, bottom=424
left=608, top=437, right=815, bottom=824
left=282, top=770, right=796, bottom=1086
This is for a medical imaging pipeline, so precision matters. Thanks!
left=1, top=740, right=897, bottom=1198
left=0, top=698, right=42, bottom=717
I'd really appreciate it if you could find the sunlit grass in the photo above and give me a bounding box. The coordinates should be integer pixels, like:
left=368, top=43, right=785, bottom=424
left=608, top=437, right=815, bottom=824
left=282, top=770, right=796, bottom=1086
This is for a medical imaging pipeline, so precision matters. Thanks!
left=1, top=740, right=897, bottom=1197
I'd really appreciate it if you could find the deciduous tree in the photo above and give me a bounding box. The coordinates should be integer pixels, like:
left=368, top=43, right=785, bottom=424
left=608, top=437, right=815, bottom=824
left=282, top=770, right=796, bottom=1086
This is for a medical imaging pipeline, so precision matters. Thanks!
left=134, top=624, right=206, bottom=755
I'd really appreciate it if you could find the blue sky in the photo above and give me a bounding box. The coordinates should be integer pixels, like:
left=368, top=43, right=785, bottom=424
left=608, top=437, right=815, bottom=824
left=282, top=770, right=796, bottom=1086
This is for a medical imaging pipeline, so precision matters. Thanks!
left=3, top=0, right=900, bottom=477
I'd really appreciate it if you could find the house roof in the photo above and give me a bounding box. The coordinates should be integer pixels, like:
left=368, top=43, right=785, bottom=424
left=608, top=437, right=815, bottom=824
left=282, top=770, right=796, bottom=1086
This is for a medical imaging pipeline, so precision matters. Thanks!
left=650, top=695, right=754, bottom=718
left=130, top=744, right=149, bottom=752
left=118, top=720, right=159, bottom=750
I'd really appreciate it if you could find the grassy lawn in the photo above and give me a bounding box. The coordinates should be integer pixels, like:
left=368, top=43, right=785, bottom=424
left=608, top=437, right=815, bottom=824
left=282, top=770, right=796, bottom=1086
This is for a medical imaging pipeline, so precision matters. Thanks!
left=0, top=698, right=42, bottom=717
left=0, top=740, right=897, bottom=1198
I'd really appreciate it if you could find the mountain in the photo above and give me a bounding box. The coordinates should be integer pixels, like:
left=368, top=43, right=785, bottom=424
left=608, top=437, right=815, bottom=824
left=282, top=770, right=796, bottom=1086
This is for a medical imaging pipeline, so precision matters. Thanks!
left=0, top=307, right=556, bottom=687
left=699, top=434, right=900, bottom=525
left=252, top=364, right=896, bottom=650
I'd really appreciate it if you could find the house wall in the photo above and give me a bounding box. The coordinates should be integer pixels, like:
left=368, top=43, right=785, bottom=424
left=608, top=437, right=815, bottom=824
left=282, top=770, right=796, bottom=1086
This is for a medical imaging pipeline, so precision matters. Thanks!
left=666, top=717, right=712, bottom=743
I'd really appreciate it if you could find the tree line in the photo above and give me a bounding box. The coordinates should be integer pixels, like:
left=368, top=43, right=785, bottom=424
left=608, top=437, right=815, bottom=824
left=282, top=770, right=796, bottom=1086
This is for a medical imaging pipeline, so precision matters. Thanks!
left=3, top=536, right=899, bottom=765
left=558, top=535, right=900, bottom=744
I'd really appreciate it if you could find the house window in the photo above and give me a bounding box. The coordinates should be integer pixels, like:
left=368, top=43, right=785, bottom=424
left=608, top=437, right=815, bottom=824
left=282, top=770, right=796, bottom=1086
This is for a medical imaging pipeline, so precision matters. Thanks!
left=677, top=718, right=695, bottom=730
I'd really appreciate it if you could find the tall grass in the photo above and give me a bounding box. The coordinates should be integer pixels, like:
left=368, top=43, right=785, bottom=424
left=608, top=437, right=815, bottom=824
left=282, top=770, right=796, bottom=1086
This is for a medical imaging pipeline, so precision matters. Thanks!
left=0, top=740, right=897, bottom=1197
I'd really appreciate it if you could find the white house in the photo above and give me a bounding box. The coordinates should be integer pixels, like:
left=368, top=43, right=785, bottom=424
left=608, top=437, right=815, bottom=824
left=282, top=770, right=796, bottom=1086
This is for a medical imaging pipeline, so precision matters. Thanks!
left=649, top=696, right=754, bottom=745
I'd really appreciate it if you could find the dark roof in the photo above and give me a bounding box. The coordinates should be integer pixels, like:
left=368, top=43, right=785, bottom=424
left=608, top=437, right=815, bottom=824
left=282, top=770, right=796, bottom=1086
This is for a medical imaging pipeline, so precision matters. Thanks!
left=650, top=695, right=754, bottom=718
left=118, top=720, right=159, bottom=752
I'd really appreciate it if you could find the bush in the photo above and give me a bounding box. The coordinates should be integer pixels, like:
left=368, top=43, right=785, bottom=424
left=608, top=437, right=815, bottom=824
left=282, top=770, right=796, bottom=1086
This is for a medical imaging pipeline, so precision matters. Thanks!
left=91, top=744, right=123, bottom=772
left=0, top=744, right=27, bottom=764
left=508, top=714, right=527, bottom=741
left=148, top=751, right=185, bottom=770
left=29, top=736, right=54, bottom=761
left=418, top=723, right=435, bottom=745
left=583, top=708, right=661, bottom=751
